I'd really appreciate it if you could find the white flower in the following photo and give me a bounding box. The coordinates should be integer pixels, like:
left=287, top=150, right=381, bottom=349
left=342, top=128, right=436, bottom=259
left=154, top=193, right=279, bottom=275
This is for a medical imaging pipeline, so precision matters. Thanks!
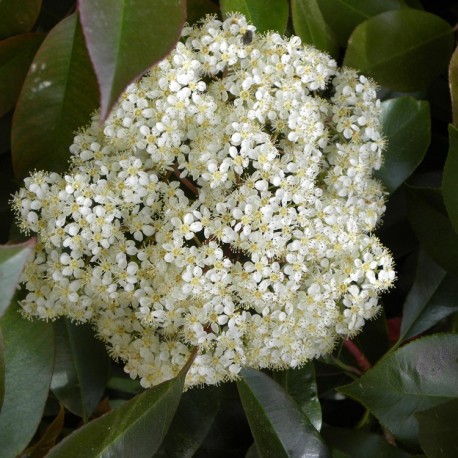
left=12, top=13, right=395, bottom=389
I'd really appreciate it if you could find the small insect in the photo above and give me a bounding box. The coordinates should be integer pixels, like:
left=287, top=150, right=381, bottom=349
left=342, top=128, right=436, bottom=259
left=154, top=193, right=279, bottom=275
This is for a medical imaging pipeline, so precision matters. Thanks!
left=241, top=29, right=253, bottom=45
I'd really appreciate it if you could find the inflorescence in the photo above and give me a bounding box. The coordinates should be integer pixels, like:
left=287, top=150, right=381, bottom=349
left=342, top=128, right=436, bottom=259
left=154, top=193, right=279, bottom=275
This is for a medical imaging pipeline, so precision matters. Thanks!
left=12, top=14, right=395, bottom=388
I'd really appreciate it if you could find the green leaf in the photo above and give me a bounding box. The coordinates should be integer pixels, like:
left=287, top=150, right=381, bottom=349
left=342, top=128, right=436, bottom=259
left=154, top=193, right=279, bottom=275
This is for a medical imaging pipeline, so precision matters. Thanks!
left=344, top=9, right=454, bottom=92
left=0, top=0, right=42, bottom=39
left=0, top=239, right=35, bottom=319
left=0, top=111, right=12, bottom=154
left=407, top=187, right=458, bottom=277
left=374, top=97, right=430, bottom=194
left=291, top=0, right=339, bottom=58
left=155, top=386, right=221, bottom=457
left=399, top=251, right=458, bottom=342
left=0, top=33, right=45, bottom=117
left=416, top=398, right=458, bottom=458
left=220, top=0, right=289, bottom=34
left=78, top=0, right=186, bottom=121
left=0, top=304, right=54, bottom=458
left=107, top=366, right=142, bottom=396
left=271, top=363, right=322, bottom=431
left=47, top=361, right=191, bottom=458
left=443, top=125, right=458, bottom=233
left=0, top=328, right=4, bottom=411
left=237, top=368, right=330, bottom=458
left=317, top=0, right=407, bottom=47
left=51, top=319, right=111, bottom=422
left=11, top=13, right=99, bottom=180
left=449, top=48, right=458, bottom=128
left=339, top=334, right=458, bottom=447
left=321, top=427, right=410, bottom=458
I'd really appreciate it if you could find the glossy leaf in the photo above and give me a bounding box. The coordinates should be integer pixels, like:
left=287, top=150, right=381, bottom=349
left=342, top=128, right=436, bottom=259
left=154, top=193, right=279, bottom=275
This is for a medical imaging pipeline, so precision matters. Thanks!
left=317, top=0, right=407, bottom=46
left=237, top=368, right=330, bottom=458
left=449, top=48, right=458, bottom=128
left=407, top=187, right=458, bottom=277
left=416, top=398, right=458, bottom=458
left=78, top=0, right=186, bottom=121
left=443, top=125, right=458, bottom=233
left=26, top=405, right=65, bottom=458
left=291, top=0, right=339, bottom=58
left=51, top=319, right=111, bottom=422
left=322, top=427, right=409, bottom=458
left=0, top=239, right=35, bottom=319
left=0, top=328, right=4, bottom=411
left=344, top=9, right=454, bottom=92
left=374, top=97, right=430, bottom=194
left=0, top=0, right=42, bottom=39
left=11, top=13, right=99, bottom=179
left=0, top=111, right=12, bottom=155
left=155, top=386, right=221, bottom=457
left=107, top=367, right=142, bottom=396
left=399, top=251, right=458, bottom=342
left=220, top=0, right=289, bottom=34
left=0, top=33, right=45, bottom=117
left=339, top=334, right=458, bottom=447
left=272, top=363, right=322, bottom=431
left=0, top=304, right=54, bottom=458
left=47, top=364, right=189, bottom=458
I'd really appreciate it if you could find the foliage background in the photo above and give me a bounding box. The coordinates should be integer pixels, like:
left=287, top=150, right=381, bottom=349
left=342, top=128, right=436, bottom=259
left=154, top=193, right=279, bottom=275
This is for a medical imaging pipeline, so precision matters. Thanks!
left=1, top=0, right=458, bottom=456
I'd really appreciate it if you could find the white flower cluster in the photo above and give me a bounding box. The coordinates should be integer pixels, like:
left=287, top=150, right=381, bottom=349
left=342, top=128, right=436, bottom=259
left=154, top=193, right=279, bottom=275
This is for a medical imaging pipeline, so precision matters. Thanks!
left=12, top=14, right=395, bottom=388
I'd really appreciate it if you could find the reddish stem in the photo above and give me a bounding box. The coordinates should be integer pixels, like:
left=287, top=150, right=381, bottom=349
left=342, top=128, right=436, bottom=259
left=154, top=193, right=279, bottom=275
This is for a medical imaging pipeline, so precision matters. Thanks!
left=173, top=166, right=198, bottom=195
left=343, top=338, right=371, bottom=372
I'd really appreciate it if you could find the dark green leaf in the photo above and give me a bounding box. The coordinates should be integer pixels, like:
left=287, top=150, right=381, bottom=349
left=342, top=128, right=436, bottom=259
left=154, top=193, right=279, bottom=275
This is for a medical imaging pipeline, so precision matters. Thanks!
left=26, top=405, right=65, bottom=458
left=407, top=186, right=458, bottom=277
left=0, top=328, right=4, bottom=411
left=246, top=443, right=261, bottom=457
left=443, top=124, right=458, bottom=233
left=0, top=33, right=45, bottom=117
left=399, top=251, right=458, bottom=342
left=317, top=0, right=407, bottom=47
left=375, top=97, right=430, bottom=194
left=0, top=0, right=42, bottom=39
left=11, top=13, right=99, bottom=179
left=344, top=9, right=454, bottom=92
left=0, top=304, right=54, bottom=458
left=107, top=366, right=142, bottom=396
left=187, top=0, right=220, bottom=25
left=272, top=363, right=322, bottom=431
left=0, top=239, right=35, bottom=319
left=449, top=48, right=458, bottom=128
left=78, top=0, right=186, bottom=121
left=220, top=0, right=289, bottom=34
left=291, top=0, right=339, bottom=58
left=237, top=368, right=330, bottom=458
left=155, top=386, right=221, bottom=457
left=339, top=334, right=458, bottom=447
left=51, top=319, right=111, bottom=422
left=0, top=111, right=12, bottom=155
left=322, top=426, right=409, bottom=458
left=416, top=398, right=458, bottom=458
left=47, top=362, right=190, bottom=458
left=332, top=452, right=352, bottom=458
